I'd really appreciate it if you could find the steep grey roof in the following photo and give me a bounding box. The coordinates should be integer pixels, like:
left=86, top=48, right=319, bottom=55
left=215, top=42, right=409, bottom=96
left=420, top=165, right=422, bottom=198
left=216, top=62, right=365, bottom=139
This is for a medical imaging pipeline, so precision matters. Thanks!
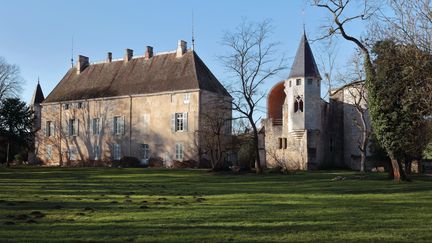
left=44, top=50, right=230, bottom=103
left=31, top=82, right=45, bottom=105
left=288, top=33, right=321, bottom=79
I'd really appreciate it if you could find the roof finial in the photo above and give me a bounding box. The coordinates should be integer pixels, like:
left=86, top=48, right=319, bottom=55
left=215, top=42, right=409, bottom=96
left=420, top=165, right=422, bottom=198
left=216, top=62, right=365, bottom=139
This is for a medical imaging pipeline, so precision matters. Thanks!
left=71, top=36, right=74, bottom=68
left=302, top=3, right=306, bottom=38
left=191, top=10, right=195, bottom=51
left=37, top=76, right=40, bottom=85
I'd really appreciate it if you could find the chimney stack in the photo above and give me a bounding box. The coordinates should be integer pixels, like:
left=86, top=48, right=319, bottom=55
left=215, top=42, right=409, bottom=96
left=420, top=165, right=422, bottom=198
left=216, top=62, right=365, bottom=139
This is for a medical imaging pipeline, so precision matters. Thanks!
left=145, top=46, right=154, bottom=60
left=77, top=55, right=89, bottom=74
left=124, top=49, right=133, bottom=62
left=107, top=52, right=112, bottom=63
left=176, top=40, right=187, bottom=58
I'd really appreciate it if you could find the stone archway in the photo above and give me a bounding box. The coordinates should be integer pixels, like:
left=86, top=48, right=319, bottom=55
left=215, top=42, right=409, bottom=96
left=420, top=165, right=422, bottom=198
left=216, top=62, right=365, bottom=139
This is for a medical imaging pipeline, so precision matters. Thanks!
left=267, top=81, right=286, bottom=125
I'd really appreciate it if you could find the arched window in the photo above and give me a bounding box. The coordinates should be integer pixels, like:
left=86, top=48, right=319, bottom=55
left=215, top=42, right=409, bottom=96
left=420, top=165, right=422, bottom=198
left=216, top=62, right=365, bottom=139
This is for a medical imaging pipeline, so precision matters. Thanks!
left=294, top=95, right=303, bottom=113
left=299, top=99, right=304, bottom=112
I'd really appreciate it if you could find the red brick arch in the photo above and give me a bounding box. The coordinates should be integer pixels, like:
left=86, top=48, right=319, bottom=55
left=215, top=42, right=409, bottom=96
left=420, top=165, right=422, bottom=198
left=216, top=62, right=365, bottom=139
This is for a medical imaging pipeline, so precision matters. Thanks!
left=267, top=81, right=286, bottom=121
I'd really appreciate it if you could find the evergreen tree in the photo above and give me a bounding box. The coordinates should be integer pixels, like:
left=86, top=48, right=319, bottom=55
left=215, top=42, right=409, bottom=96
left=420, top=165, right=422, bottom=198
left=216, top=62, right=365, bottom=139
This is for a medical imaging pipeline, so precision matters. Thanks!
left=0, top=98, right=33, bottom=166
left=368, top=40, right=432, bottom=180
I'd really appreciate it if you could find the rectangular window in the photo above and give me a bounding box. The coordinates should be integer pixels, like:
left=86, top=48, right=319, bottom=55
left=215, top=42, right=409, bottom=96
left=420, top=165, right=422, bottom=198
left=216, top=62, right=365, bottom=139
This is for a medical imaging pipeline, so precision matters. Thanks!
left=92, top=118, right=100, bottom=135
left=77, top=102, right=83, bottom=109
left=68, top=147, right=77, bottom=160
left=68, top=119, right=78, bottom=136
left=183, top=93, right=190, bottom=104
left=113, top=144, right=121, bottom=160
left=296, top=79, right=301, bottom=86
left=46, top=121, right=54, bottom=137
left=283, top=138, right=288, bottom=149
left=172, top=113, right=188, bottom=132
left=63, top=103, right=69, bottom=110
left=93, top=145, right=100, bottom=160
left=289, top=80, right=292, bottom=87
left=307, top=78, right=313, bottom=85
left=278, top=138, right=283, bottom=149
left=46, top=145, right=52, bottom=160
left=175, top=143, right=184, bottom=161
left=113, top=116, right=124, bottom=135
left=141, top=144, right=150, bottom=162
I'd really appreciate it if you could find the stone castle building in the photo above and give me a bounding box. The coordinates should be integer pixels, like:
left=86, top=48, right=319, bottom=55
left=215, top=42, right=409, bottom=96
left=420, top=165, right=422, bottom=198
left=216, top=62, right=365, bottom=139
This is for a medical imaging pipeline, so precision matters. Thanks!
left=32, top=40, right=232, bottom=166
left=261, top=33, right=370, bottom=170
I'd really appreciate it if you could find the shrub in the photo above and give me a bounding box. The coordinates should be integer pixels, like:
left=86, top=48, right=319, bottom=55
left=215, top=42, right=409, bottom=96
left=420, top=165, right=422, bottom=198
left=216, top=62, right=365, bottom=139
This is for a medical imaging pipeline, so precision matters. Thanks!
left=172, top=160, right=197, bottom=169
left=119, top=156, right=141, bottom=167
left=148, top=157, right=164, bottom=168
left=13, top=154, right=24, bottom=165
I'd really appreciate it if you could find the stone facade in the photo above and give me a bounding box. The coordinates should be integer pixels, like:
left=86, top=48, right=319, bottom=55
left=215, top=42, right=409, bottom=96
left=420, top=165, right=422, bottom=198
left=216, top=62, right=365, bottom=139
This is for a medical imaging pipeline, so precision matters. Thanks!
left=261, top=33, right=370, bottom=170
left=33, top=40, right=231, bottom=167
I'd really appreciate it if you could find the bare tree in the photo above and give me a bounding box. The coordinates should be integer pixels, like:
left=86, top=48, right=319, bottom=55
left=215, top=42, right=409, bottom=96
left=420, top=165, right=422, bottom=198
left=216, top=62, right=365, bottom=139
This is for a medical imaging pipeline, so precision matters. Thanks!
left=195, top=96, right=232, bottom=170
left=0, top=57, right=23, bottom=102
left=311, top=0, right=431, bottom=181
left=338, top=53, right=371, bottom=172
left=221, top=19, right=285, bottom=173
left=372, top=0, right=432, bottom=53
left=372, top=0, right=432, bottom=112
left=318, top=38, right=341, bottom=100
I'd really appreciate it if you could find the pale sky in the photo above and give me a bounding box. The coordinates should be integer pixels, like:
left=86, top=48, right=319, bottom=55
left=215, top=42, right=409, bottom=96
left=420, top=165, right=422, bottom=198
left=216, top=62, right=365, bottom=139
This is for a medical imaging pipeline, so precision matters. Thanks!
left=0, top=0, right=366, bottom=114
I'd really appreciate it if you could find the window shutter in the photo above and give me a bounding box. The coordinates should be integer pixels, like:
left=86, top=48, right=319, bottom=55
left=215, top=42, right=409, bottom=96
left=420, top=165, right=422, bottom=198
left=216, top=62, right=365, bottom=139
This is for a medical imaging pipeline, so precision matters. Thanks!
left=66, top=120, right=71, bottom=136
left=183, top=112, right=188, bottom=131
left=90, top=119, right=93, bottom=135
left=98, top=119, right=102, bottom=134
left=43, top=121, right=47, bottom=136
left=121, top=117, right=125, bottom=134
left=111, top=118, right=115, bottom=135
left=52, top=122, right=56, bottom=137
left=171, top=114, right=176, bottom=132
left=77, top=119, right=80, bottom=136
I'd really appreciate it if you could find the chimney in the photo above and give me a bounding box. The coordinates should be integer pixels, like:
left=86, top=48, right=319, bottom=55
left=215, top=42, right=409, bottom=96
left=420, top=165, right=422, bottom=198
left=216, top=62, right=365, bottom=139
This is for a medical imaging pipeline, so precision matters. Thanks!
left=124, top=49, right=133, bottom=62
left=107, top=52, right=112, bottom=63
left=176, top=40, right=187, bottom=58
left=145, top=46, right=154, bottom=59
left=77, top=55, right=89, bottom=74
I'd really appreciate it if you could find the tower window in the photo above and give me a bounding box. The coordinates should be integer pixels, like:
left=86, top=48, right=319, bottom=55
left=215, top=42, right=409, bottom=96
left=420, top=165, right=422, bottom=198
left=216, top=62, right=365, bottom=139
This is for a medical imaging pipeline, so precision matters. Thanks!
left=296, top=79, right=301, bottom=86
left=289, top=80, right=292, bottom=87
left=294, top=96, right=303, bottom=113
left=307, top=78, right=313, bottom=85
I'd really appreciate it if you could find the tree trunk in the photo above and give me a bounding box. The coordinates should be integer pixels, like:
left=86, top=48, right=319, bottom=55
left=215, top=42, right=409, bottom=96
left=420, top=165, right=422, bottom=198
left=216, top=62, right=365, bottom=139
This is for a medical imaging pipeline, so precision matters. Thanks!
left=252, top=129, right=262, bottom=174
left=360, top=151, right=365, bottom=173
left=398, top=160, right=409, bottom=181
left=390, top=158, right=401, bottom=181
left=6, top=140, right=10, bottom=167
left=405, top=160, right=412, bottom=174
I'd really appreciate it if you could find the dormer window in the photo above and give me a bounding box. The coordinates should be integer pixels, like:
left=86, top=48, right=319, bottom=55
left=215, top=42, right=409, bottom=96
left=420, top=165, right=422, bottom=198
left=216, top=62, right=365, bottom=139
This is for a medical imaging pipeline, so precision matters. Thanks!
left=296, top=79, right=301, bottom=86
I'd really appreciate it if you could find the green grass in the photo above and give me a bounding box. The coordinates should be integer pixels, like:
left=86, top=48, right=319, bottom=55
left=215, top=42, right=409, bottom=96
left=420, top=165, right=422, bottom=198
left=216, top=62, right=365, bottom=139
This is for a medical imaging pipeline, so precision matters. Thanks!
left=0, top=168, right=431, bottom=242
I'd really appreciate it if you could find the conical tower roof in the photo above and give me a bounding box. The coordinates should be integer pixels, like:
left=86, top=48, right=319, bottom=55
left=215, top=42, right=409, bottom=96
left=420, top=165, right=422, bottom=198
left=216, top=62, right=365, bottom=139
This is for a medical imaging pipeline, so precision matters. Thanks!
left=288, top=33, right=321, bottom=79
left=31, top=79, right=45, bottom=105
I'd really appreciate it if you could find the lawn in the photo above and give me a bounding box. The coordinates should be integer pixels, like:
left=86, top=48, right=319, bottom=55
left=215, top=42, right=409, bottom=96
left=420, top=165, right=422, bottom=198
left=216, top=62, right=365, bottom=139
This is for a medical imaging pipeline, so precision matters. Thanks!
left=0, top=168, right=431, bottom=242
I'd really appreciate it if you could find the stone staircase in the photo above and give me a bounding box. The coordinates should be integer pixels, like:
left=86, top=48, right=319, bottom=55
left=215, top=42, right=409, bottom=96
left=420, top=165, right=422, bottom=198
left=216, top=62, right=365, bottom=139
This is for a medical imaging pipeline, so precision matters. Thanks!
left=290, top=130, right=306, bottom=140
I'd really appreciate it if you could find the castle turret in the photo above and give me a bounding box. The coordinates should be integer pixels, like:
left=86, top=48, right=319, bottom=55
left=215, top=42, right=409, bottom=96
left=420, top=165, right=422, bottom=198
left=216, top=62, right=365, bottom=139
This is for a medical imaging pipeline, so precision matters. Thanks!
left=30, top=78, right=45, bottom=131
left=285, top=32, right=321, bottom=133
